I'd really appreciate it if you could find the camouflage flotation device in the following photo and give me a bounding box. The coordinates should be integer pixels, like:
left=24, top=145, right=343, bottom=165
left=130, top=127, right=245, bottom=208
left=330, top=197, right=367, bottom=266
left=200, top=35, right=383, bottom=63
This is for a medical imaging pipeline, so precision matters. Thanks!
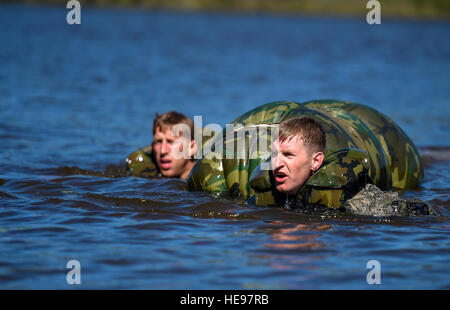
left=186, top=100, right=423, bottom=208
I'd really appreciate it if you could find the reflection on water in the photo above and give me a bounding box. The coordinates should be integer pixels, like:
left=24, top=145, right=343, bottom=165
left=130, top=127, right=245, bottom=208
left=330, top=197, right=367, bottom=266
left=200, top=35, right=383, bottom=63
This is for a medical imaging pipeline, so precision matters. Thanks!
left=0, top=4, right=449, bottom=289
left=262, top=222, right=328, bottom=275
left=265, top=222, right=330, bottom=250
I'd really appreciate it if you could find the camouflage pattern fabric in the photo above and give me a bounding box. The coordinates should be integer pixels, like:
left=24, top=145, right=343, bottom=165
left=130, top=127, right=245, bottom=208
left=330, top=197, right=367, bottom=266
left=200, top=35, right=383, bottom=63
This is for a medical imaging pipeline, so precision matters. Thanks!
left=185, top=100, right=424, bottom=210
left=124, top=100, right=425, bottom=213
left=125, top=145, right=161, bottom=178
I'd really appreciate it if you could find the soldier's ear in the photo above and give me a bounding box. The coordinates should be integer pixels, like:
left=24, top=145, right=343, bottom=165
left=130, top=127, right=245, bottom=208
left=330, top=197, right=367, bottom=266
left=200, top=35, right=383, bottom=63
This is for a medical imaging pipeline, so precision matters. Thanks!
left=311, top=151, right=324, bottom=172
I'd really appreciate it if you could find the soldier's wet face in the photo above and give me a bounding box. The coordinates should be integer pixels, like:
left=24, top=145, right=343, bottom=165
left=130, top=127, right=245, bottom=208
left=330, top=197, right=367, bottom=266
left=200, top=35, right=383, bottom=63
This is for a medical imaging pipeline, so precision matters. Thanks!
left=271, top=136, right=321, bottom=195
left=152, top=126, right=195, bottom=179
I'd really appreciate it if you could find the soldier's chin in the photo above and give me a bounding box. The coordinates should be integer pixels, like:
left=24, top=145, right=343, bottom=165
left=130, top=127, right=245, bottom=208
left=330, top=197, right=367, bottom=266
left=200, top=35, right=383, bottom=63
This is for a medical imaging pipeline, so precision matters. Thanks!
left=276, top=184, right=299, bottom=195
left=276, top=184, right=289, bottom=194
left=160, top=168, right=176, bottom=178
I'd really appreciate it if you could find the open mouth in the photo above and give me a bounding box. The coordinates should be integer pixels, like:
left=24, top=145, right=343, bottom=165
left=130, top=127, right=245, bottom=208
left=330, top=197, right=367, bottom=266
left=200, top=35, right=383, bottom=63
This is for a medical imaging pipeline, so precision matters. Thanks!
left=274, top=170, right=288, bottom=183
left=160, top=158, right=172, bottom=170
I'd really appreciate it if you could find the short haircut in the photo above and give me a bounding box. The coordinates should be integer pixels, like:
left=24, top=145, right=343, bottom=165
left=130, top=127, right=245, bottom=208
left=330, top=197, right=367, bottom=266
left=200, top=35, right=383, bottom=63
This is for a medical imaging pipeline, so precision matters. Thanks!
left=278, top=116, right=326, bottom=154
left=153, top=111, right=194, bottom=140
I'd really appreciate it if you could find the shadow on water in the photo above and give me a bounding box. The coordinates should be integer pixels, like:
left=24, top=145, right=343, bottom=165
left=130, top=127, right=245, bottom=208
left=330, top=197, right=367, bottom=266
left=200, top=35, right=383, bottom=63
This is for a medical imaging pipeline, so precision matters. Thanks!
left=420, top=146, right=450, bottom=169
left=25, top=148, right=450, bottom=227
left=35, top=163, right=131, bottom=178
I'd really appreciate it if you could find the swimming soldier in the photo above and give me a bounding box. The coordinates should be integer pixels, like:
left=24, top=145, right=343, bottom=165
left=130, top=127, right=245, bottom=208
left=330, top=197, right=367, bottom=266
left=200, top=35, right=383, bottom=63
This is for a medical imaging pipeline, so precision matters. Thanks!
left=185, top=100, right=431, bottom=216
left=125, top=111, right=197, bottom=179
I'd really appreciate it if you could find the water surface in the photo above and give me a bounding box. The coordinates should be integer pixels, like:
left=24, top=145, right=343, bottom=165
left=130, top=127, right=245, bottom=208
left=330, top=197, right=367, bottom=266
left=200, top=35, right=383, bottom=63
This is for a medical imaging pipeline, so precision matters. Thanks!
left=0, top=4, right=449, bottom=289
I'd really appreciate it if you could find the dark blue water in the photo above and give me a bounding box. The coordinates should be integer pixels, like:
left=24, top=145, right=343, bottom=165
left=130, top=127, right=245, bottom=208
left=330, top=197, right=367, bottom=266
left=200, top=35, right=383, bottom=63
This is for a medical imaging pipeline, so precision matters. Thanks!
left=0, top=4, right=449, bottom=289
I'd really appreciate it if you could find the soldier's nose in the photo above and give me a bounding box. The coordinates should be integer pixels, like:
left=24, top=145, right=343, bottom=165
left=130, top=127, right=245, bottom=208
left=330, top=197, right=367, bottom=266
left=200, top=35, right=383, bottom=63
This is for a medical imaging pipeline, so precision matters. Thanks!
left=161, top=141, right=170, bottom=154
left=274, top=155, right=284, bottom=169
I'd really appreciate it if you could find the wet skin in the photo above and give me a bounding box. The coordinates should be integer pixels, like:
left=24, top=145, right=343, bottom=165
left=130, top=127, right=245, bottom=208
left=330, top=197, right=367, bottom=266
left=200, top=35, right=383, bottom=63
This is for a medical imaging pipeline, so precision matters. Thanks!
left=271, top=136, right=324, bottom=195
left=152, top=127, right=196, bottom=179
